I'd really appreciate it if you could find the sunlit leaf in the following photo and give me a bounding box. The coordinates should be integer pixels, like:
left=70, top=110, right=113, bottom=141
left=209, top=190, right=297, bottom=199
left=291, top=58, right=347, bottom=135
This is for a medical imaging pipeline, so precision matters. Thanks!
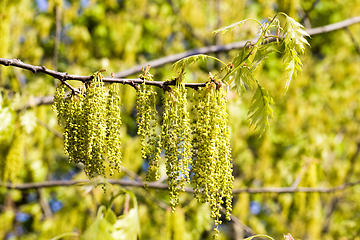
left=244, top=234, right=275, bottom=240
left=282, top=15, right=309, bottom=92
left=284, top=16, right=310, bottom=54
left=20, top=110, right=37, bottom=134
left=172, top=54, right=226, bottom=74
left=212, top=19, right=248, bottom=34
left=0, top=107, right=14, bottom=139
left=172, top=54, right=208, bottom=73
left=230, top=51, right=253, bottom=93
left=283, top=48, right=303, bottom=92
left=105, top=209, right=117, bottom=225
left=230, top=48, right=267, bottom=94
left=81, top=206, right=115, bottom=240
left=248, top=84, right=274, bottom=137
left=112, top=192, right=140, bottom=240
left=79, top=178, right=107, bottom=195
left=80, top=217, right=115, bottom=240
left=50, top=232, right=80, bottom=240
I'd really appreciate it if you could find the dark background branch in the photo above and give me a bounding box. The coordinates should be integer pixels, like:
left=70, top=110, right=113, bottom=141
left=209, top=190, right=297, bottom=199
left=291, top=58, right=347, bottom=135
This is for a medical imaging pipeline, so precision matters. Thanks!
left=3, top=178, right=360, bottom=194
left=114, top=16, right=360, bottom=77
left=1, top=16, right=360, bottom=111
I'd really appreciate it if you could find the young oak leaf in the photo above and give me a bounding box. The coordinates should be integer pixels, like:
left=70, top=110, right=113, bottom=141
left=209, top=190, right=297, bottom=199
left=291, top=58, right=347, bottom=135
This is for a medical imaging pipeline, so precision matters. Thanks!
left=229, top=49, right=267, bottom=94
left=283, top=48, right=303, bottom=91
left=283, top=16, right=309, bottom=92
left=284, top=16, right=310, bottom=54
left=172, top=54, right=209, bottom=73
left=212, top=19, right=248, bottom=34
left=229, top=50, right=254, bottom=93
left=248, top=84, right=274, bottom=137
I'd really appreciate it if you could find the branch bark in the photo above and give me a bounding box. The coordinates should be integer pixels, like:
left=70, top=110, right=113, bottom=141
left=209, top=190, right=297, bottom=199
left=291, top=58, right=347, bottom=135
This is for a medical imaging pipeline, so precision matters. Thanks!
left=3, top=178, right=360, bottom=193
left=0, top=58, right=206, bottom=91
left=114, top=16, right=360, bottom=77
left=2, top=16, right=360, bottom=109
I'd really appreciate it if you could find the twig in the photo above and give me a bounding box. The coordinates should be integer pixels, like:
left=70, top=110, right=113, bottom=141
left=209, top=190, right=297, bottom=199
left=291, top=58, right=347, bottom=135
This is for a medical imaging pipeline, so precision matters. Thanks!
left=220, top=208, right=256, bottom=236
left=113, top=16, right=360, bottom=77
left=0, top=58, right=79, bottom=93
left=3, top=178, right=360, bottom=193
left=0, top=58, right=206, bottom=90
left=306, top=16, right=360, bottom=36
left=121, top=166, right=143, bottom=181
left=38, top=188, right=53, bottom=218
left=35, top=117, right=63, bottom=139
left=23, top=95, right=54, bottom=109
left=344, top=27, right=360, bottom=55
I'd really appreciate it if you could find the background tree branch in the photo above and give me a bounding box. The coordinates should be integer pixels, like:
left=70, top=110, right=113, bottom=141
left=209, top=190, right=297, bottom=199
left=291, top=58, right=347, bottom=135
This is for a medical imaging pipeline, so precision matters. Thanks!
left=114, top=16, right=360, bottom=77
left=3, top=178, right=360, bottom=194
left=1, top=16, right=359, bottom=111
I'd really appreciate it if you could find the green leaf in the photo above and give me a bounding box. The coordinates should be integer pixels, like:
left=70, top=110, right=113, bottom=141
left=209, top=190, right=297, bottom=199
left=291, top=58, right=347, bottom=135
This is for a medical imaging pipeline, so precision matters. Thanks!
left=282, top=15, right=309, bottom=92
left=172, top=54, right=226, bottom=74
left=20, top=110, right=37, bottom=134
left=80, top=218, right=115, bottom=240
left=172, top=54, right=208, bottom=73
left=112, top=192, right=140, bottom=240
left=229, top=51, right=253, bottom=93
left=81, top=206, right=115, bottom=240
left=248, top=84, right=274, bottom=137
left=79, top=178, right=108, bottom=195
left=105, top=209, right=117, bottom=225
left=0, top=107, right=14, bottom=139
left=244, top=234, right=275, bottom=240
left=212, top=19, right=248, bottom=34
left=0, top=89, right=3, bottom=111
left=50, top=232, right=80, bottom=240
left=284, top=16, right=310, bottom=54
left=229, top=48, right=268, bottom=94
left=283, top=48, right=303, bottom=92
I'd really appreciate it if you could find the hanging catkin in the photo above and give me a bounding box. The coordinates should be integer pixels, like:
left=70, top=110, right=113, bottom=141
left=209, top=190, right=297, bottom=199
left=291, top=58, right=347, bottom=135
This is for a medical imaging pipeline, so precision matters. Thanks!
left=192, top=81, right=233, bottom=236
left=161, top=81, right=192, bottom=211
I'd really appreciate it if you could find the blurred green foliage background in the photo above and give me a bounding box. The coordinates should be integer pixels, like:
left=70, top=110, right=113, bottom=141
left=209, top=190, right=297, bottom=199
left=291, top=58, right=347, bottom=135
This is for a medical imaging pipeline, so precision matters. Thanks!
left=1, top=0, right=360, bottom=239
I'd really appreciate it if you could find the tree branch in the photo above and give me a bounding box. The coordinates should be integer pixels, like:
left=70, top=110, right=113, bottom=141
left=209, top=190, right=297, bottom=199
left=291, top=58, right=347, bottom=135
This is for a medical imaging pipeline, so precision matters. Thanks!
left=306, top=16, right=360, bottom=36
left=2, top=16, right=360, bottom=109
left=114, top=16, right=360, bottom=77
left=3, top=178, right=360, bottom=194
left=0, top=58, right=206, bottom=91
left=35, top=117, right=63, bottom=139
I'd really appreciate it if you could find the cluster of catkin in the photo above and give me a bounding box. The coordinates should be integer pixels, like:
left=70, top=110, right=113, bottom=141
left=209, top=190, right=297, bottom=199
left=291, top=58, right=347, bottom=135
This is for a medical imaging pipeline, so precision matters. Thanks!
left=53, top=74, right=233, bottom=234
left=136, top=78, right=233, bottom=236
left=52, top=72, right=122, bottom=178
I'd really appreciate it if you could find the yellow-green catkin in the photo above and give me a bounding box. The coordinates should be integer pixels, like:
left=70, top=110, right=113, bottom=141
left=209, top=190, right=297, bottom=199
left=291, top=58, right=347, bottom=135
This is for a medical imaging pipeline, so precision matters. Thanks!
left=106, top=83, right=122, bottom=175
left=58, top=71, right=123, bottom=180
left=136, top=72, right=161, bottom=182
left=62, top=72, right=108, bottom=178
left=63, top=93, right=85, bottom=166
left=52, top=82, right=66, bottom=125
left=192, top=81, right=233, bottom=236
left=161, top=81, right=192, bottom=211
left=0, top=127, right=25, bottom=182
left=82, top=72, right=107, bottom=177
